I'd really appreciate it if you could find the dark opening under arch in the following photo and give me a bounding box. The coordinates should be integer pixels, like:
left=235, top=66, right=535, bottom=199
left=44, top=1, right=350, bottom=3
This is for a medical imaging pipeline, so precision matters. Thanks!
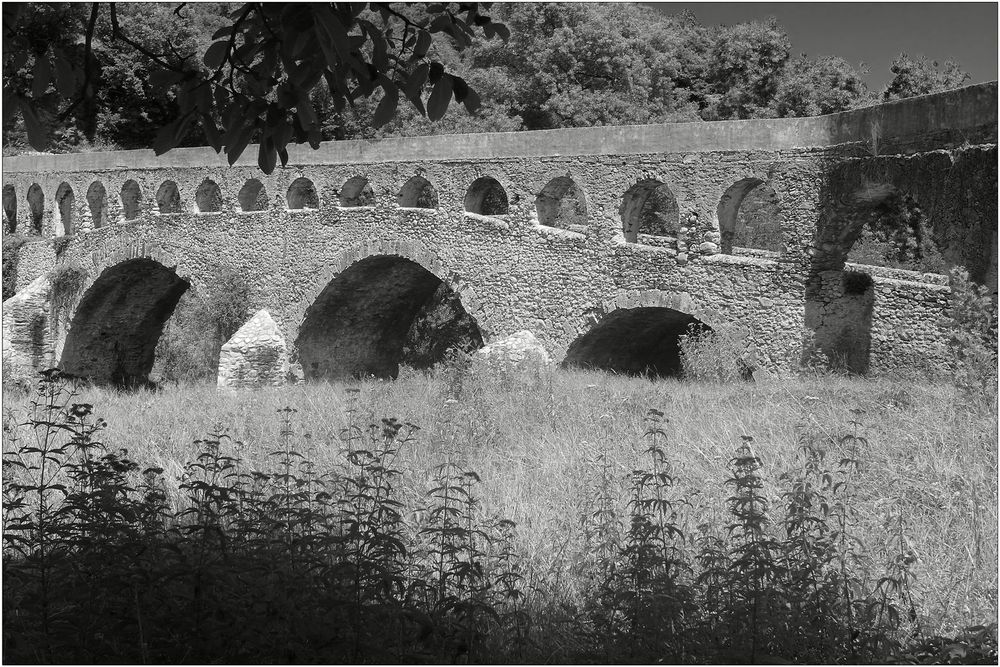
left=465, top=177, right=509, bottom=215
left=55, top=182, right=74, bottom=235
left=87, top=181, right=108, bottom=228
left=287, top=177, right=319, bottom=209
left=195, top=179, right=223, bottom=212
left=563, top=307, right=708, bottom=377
left=536, top=176, right=586, bottom=229
left=340, top=176, right=375, bottom=207
left=296, top=256, right=483, bottom=380
left=621, top=180, right=679, bottom=242
left=120, top=180, right=142, bottom=220
left=156, top=181, right=182, bottom=213
left=398, top=176, right=438, bottom=209
left=718, top=178, right=783, bottom=254
left=3, top=184, right=16, bottom=232
left=60, top=258, right=190, bottom=387
left=238, top=179, right=268, bottom=211
left=27, top=183, right=44, bottom=234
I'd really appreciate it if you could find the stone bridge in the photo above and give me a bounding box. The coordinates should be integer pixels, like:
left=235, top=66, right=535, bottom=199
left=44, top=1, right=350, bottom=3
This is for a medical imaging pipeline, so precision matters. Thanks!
left=2, top=83, right=996, bottom=386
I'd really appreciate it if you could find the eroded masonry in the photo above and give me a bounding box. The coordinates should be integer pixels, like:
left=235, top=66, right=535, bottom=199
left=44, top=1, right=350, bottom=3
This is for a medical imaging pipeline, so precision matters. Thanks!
left=2, top=83, right=996, bottom=387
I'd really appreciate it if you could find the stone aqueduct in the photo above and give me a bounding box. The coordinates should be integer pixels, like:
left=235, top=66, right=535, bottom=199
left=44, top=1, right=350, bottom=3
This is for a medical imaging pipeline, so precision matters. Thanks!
left=2, top=83, right=997, bottom=386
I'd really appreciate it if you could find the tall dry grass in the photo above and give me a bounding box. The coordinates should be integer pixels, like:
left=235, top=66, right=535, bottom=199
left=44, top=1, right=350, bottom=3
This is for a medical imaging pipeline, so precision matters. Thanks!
left=4, top=362, right=995, bottom=642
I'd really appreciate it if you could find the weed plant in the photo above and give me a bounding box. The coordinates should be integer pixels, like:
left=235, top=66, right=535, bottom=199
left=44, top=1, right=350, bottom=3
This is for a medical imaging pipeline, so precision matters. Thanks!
left=3, top=366, right=996, bottom=663
left=2, top=370, right=529, bottom=663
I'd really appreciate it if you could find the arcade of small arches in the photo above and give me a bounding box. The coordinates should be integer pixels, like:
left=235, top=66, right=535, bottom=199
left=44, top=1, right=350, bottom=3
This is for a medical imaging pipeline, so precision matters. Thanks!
left=2, top=172, right=787, bottom=256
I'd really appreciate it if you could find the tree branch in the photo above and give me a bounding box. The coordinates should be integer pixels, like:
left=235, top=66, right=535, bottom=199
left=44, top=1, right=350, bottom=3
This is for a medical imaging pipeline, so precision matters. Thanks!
left=57, top=2, right=99, bottom=133
left=109, top=3, right=187, bottom=73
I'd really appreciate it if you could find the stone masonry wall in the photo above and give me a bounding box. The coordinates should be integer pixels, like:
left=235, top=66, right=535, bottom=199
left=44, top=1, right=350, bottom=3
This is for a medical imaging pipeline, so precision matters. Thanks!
left=2, top=83, right=995, bottom=382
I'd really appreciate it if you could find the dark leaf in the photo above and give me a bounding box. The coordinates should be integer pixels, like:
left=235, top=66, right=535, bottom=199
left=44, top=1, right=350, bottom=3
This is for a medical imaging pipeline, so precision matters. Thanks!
left=307, top=127, right=322, bottom=149
left=313, top=5, right=350, bottom=65
left=225, top=125, right=254, bottom=165
left=295, top=94, right=318, bottom=130
left=427, top=74, right=453, bottom=121
left=152, top=115, right=191, bottom=156
left=3, top=88, right=16, bottom=125
left=272, top=118, right=293, bottom=152
left=452, top=76, right=469, bottom=102
left=19, top=98, right=46, bottom=149
left=463, top=88, right=481, bottom=114
left=373, top=82, right=398, bottom=128
left=404, top=63, right=429, bottom=102
left=428, top=61, right=445, bottom=84
left=31, top=55, right=51, bottom=98
left=412, top=30, right=432, bottom=60
left=203, top=41, right=229, bottom=69
left=52, top=50, right=75, bottom=97
left=258, top=139, right=276, bottom=174
left=493, top=23, right=510, bottom=41
left=201, top=114, right=223, bottom=152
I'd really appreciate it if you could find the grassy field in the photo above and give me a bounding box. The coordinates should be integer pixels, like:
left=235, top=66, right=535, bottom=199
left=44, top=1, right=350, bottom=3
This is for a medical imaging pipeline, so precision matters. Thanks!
left=3, top=362, right=997, bottom=662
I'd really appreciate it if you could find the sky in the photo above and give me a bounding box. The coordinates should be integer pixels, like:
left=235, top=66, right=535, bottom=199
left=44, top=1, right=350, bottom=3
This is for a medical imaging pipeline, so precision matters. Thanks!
left=646, top=2, right=998, bottom=90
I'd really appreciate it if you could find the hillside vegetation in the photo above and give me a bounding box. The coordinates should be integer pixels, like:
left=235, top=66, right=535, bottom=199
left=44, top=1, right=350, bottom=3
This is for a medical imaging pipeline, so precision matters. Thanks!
left=3, top=3, right=970, bottom=154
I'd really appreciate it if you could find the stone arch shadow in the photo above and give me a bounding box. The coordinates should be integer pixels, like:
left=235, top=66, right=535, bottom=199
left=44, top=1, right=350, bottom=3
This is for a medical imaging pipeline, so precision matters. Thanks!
left=561, top=290, right=729, bottom=378
left=57, top=244, right=203, bottom=387
left=293, top=239, right=490, bottom=381
left=803, top=161, right=949, bottom=374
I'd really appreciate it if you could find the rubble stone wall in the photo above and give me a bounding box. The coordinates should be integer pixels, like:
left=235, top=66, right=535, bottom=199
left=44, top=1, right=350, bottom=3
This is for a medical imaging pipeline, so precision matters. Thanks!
left=2, top=83, right=995, bottom=384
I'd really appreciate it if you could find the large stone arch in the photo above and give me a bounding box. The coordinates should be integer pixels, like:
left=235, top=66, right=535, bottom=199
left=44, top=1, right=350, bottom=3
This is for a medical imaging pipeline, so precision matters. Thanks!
left=59, top=257, right=190, bottom=386
left=293, top=239, right=488, bottom=381
left=562, top=290, right=729, bottom=378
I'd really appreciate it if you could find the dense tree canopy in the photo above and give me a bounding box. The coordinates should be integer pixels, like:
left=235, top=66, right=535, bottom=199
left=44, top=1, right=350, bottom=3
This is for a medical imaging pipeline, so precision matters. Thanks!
left=2, top=2, right=975, bottom=168
left=882, top=53, right=971, bottom=102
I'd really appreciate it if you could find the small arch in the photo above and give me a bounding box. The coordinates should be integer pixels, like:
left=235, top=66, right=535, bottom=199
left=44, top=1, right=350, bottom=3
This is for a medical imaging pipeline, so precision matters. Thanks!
left=195, top=179, right=222, bottom=213
left=536, top=176, right=587, bottom=229
left=27, top=184, right=44, bottom=234
left=156, top=181, right=182, bottom=214
left=465, top=177, right=509, bottom=215
left=339, top=176, right=375, bottom=207
left=3, top=185, right=17, bottom=232
left=398, top=176, right=438, bottom=209
left=718, top=179, right=783, bottom=254
left=238, top=179, right=268, bottom=211
left=120, top=180, right=142, bottom=220
left=621, top=180, right=679, bottom=243
left=87, top=182, right=108, bottom=228
left=55, top=182, right=74, bottom=235
left=287, top=177, right=319, bottom=210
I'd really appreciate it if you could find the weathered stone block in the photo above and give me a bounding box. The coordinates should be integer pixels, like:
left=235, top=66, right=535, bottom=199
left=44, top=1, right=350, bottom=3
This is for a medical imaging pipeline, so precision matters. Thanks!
left=477, top=330, right=551, bottom=367
left=2, top=274, right=52, bottom=383
left=217, top=309, right=288, bottom=388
